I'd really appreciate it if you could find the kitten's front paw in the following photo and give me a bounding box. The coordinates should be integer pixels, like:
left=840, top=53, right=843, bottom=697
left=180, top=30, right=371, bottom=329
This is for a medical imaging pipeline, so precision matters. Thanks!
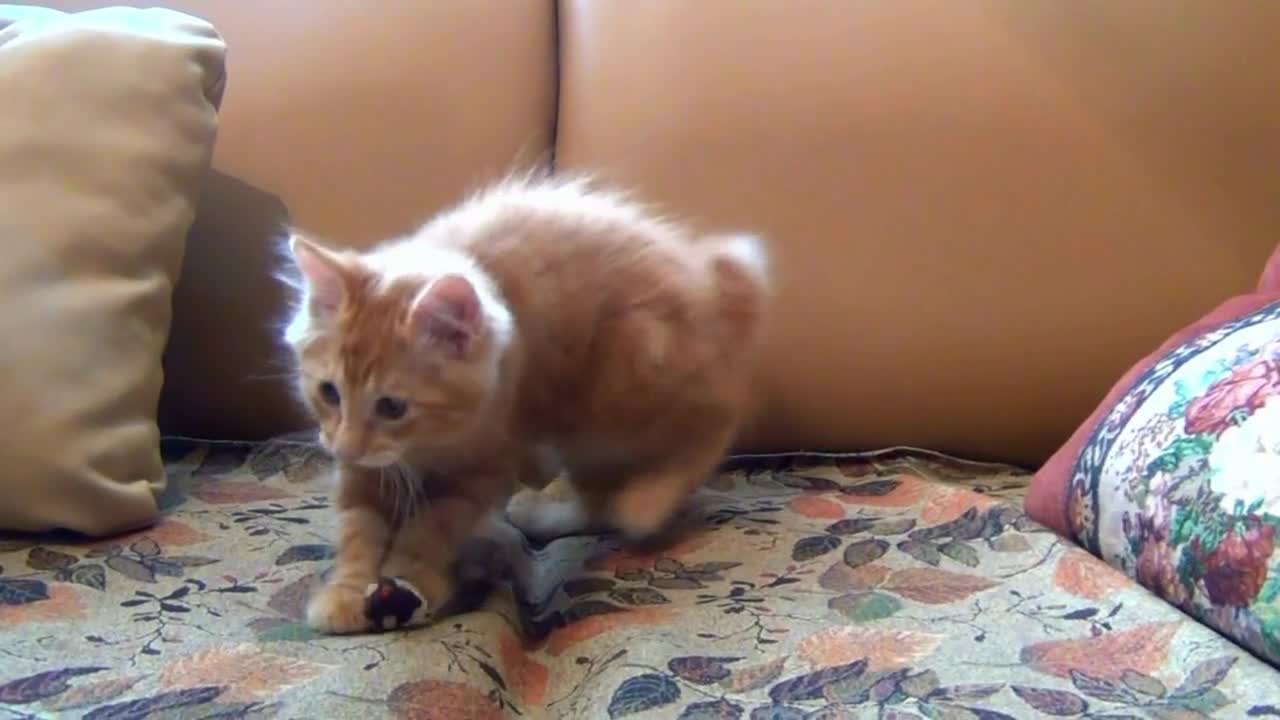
left=306, top=583, right=373, bottom=635
left=364, top=577, right=431, bottom=631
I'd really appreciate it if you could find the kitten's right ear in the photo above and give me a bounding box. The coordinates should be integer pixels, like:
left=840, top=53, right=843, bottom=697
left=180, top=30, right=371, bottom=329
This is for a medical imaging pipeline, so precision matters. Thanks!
left=289, top=233, right=347, bottom=319
left=408, top=274, right=484, bottom=356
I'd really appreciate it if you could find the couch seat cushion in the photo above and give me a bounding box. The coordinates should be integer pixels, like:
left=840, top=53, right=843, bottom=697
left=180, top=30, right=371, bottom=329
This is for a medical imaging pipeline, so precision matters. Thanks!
left=0, top=442, right=1274, bottom=718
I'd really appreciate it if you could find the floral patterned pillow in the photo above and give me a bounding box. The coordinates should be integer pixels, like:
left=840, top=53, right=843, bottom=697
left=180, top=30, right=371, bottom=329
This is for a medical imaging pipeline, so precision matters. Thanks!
left=1028, top=243, right=1280, bottom=667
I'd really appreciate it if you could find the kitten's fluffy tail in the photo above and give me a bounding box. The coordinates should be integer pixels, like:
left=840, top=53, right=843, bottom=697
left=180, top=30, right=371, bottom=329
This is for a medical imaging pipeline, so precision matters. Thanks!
left=702, top=233, right=770, bottom=343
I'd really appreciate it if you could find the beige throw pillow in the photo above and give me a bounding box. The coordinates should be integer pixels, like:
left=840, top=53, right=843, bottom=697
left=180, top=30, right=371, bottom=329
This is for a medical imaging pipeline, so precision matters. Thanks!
left=0, top=6, right=225, bottom=535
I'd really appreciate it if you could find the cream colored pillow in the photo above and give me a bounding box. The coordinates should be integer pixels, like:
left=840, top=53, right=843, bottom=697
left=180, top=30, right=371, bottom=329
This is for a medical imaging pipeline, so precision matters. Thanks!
left=0, top=7, right=225, bottom=535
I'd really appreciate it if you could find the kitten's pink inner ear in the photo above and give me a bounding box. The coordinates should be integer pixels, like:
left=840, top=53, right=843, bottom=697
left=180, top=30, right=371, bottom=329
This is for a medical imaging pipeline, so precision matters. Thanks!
left=410, top=274, right=483, bottom=352
left=290, top=234, right=346, bottom=316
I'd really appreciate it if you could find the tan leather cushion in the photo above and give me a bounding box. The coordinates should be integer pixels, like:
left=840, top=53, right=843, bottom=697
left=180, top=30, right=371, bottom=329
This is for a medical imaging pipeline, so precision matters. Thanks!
left=44, top=0, right=560, bottom=440
left=557, top=1, right=1280, bottom=465
left=0, top=7, right=224, bottom=535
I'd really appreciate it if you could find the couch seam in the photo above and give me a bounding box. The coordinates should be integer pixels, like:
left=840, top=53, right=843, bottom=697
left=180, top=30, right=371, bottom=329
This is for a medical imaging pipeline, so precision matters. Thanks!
left=548, top=0, right=561, bottom=172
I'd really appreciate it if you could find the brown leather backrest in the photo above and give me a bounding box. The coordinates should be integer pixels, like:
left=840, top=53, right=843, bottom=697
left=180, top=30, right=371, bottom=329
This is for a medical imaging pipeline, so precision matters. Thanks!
left=34, top=2, right=1280, bottom=463
left=43, top=0, right=558, bottom=439
left=556, top=1, right=1280, bottom=464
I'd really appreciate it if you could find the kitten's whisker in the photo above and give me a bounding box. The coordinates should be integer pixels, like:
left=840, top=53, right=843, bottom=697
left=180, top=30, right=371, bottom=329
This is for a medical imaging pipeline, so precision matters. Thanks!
left=400, top=464, right=414, bottom=522
left=244, top=371, right=296, bottom=382
left=378, top=466, right=394, bottom=521
left=387, top=462, right=401, bottom=522
left=396, top=466, right=410, bottom=524
left=395, top=460, right=422, bottom=520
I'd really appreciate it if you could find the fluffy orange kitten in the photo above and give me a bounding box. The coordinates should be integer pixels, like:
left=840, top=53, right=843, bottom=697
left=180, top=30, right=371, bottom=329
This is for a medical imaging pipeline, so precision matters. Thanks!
left=282, top=176, right=770, bottom=634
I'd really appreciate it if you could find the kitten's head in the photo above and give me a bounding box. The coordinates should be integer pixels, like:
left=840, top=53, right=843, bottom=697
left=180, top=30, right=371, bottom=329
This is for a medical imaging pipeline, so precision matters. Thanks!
left=281, top=233, right=512, bottom=468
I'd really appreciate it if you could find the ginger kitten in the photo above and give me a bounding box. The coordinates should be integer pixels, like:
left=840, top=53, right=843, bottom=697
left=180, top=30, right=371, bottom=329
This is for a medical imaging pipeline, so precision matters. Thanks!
left=282, top=176, right=770, bottom=634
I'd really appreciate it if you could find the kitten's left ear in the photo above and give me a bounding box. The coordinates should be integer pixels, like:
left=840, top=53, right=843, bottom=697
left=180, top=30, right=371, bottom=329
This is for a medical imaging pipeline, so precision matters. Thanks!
left=409, top=274, right=484, bottom=355
left=289, top=233, right=348, bottom=319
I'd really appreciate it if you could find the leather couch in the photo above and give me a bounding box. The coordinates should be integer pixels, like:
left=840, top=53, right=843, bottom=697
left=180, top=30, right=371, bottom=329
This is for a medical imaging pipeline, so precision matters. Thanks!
left=7, top=4, right=1279, bottom=718
left=47, top=0, right=1280, bottom=466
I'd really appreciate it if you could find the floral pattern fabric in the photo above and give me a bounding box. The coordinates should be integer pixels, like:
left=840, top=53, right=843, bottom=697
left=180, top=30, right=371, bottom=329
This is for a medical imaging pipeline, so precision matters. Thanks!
left=1069, top=300, right=1280, bottom=668
left=0, top=439, right=1276, bottom=719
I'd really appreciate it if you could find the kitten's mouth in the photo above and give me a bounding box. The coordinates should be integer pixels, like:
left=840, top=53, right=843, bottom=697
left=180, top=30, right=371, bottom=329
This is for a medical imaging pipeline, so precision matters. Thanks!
left=326, top=448, right=399, bottom=470
left=354, top=453, right=399, bottom=469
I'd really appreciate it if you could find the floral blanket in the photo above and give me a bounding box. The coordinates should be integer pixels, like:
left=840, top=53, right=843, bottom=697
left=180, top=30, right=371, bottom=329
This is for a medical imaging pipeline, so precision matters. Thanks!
left=0, top=440, right=1276, bottom=719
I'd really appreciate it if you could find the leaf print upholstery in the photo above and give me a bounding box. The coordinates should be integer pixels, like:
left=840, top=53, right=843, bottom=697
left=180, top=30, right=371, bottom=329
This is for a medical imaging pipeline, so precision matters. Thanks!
left=0, top=440, right=1274, bottom=718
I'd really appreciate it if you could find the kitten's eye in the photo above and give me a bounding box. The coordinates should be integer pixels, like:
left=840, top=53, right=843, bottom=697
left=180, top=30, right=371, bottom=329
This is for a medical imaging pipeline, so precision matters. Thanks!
left=318, top=381, right=341, bottom=407
left=375, top=396, right=408, bottom=421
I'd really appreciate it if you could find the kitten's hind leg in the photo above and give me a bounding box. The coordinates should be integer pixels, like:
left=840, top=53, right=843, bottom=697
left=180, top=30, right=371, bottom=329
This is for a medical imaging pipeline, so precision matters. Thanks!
left=608, top=424, right=735, bottom=542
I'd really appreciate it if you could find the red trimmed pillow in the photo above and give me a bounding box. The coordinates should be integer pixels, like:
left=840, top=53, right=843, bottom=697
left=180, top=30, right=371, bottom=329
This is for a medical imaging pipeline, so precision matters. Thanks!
left=1026, top=242, right=1280, bottom=665
left=1027, top=244, right=1280, bottom=534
